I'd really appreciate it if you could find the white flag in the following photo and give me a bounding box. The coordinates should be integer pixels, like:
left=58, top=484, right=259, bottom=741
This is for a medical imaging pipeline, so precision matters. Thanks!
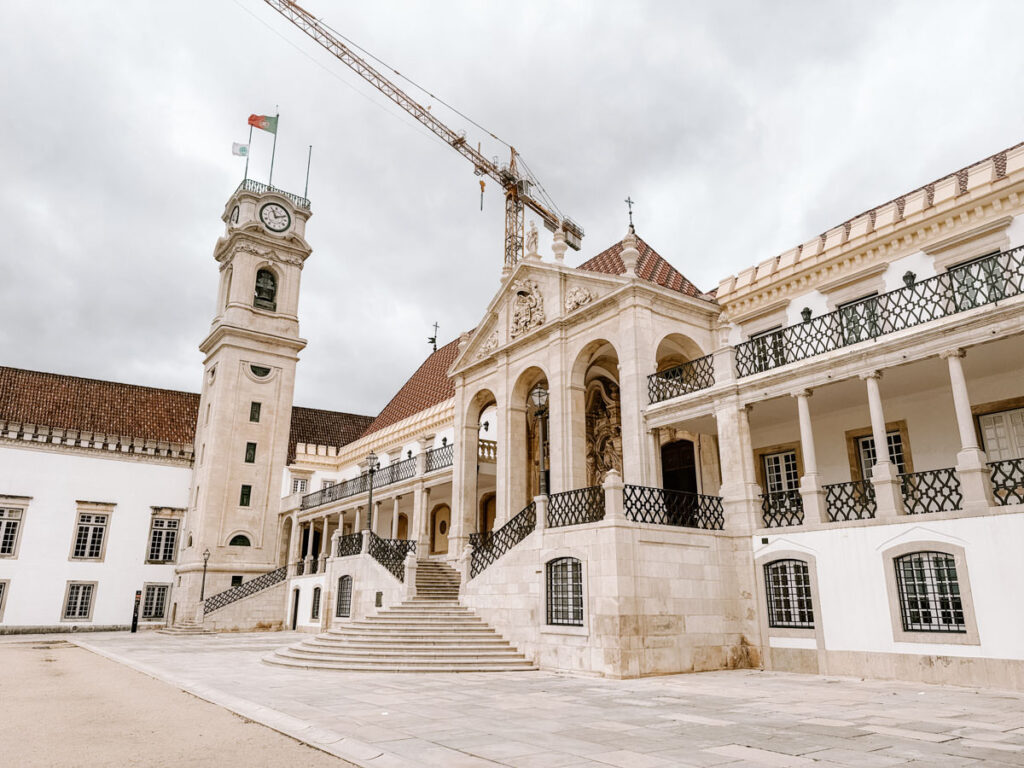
left=232, top=142, right=249, bottom=157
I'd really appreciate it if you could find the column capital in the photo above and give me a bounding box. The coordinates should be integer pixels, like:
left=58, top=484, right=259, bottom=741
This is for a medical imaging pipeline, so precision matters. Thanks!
left=791, top=388, right=813, bottom=399
left=939, top=347, right=967, bottom=360
left=859, top=370, right=883, bottom=381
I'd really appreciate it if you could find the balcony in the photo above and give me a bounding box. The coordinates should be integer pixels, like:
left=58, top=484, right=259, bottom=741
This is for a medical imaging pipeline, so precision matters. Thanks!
left=734, top=246, right=1024, bottom=378
left=425, top=443, right=454, bottom=473
left=301, top=453, right=434, bottom=511
left=648, top=354, right=715, bottom=404
left=235, top=178, right=310, bottom=210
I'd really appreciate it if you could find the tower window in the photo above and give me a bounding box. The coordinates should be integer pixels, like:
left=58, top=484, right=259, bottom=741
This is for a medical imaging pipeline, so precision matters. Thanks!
left=229, top=534, right=251, bottom=547
left=250, top=402, right=261, bottom=422
left=239, top=485, right=252, bottom=507
left=254, top=269, right=277, bottom=311
left=245, top=442, right=257, bottom=463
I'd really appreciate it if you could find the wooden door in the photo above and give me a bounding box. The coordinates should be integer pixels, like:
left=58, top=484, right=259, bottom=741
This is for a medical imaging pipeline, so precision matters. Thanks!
left=661, top=439, right=697, bottom=494
left=431, top=505, right=450, bottom=554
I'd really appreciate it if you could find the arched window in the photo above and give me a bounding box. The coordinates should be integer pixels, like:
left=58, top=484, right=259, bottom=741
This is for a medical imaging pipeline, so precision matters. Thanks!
left=228, top=534, right=251, bottom=547
left=894, top=551, right=964, bottom=633
left=763, top=559, right=814, bottom=628
left=253, top=269, right=277, bottom=311
left=310, top=587, right=321, bottom=620
left=546, top=557, right=583, bottom=626
left=336, top=575, right=353, bottom=618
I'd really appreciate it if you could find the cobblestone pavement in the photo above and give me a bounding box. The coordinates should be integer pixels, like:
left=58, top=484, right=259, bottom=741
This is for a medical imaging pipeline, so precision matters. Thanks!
left=75, top=632, right=1024, bottom=768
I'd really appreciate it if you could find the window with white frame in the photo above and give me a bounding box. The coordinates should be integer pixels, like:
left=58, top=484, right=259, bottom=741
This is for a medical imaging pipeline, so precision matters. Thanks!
left=979, top=407, right=1024, bottom=461
left=838, top=293, right=880, bottom=344
left=0, top=508, right=23, bottom=557
left=950, top=251, right=1004, bottom=310
left=321, top=480, right=336, bottom=490
left=762, top=451, right=799, bottom=494
left=291, top=477, right=308, bottom=494
left=546, top=557, right=584, bottom=626
left=764, top=559, right=814, bottom=629
left=63, top=582, right=96, bottom=620
left=142, top=584, right=169, bottom=620
left=147, top=518, right=179, bottom=563
left=894, top=551, right=965, bottom=633
left=72, top=513, right=108, bottom=560
left=856, top=431, right=906, bottom=478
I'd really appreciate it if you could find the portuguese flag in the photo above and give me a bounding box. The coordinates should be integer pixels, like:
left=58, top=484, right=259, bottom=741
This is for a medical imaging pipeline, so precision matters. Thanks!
left=248, top=114, right=278, bottom=134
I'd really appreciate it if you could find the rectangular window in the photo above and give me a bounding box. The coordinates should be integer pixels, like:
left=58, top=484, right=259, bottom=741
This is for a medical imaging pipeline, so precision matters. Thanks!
left=979, top=407, right=1024, bottom=462
left=750, top=326, right=786, bottom=371
left=950, top=251, right=1004, bottom=310
left=239, top=485, right=252, bottom=507
left=857, top=431, right=906, bottom=478
left=142, top=584, right=169, bottom=620
left=546, top=557, right=584, bottom=626
left=322, top=480, right=336, bottom=490
left=249, top=402, right=261, bottom=423
left=231, top=575, right=243, bottom=587
left=63, top=582, right=95, bottom=620
left=291, top=478, right=308, bottom=495
left=895, top=552, right=965, bottom=633
left=311, top=587, right=321, bottom=620
left=72, top=514, right=108, bottom=560
left=764, top=559, right=814, bottom=629
left=245, top=442, right=257, bottom=463
left=762, top=451, right=799, bottom=494
left=838, top=293, right=880, bottom=345
left=0, top=508, right=23, bottom=557
left=147, top=518, right=179, bottom=563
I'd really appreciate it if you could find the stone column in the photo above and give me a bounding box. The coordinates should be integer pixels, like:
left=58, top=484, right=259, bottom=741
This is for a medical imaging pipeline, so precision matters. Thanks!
left=941, top=348, right=995, bottom=511
left=391, top=496, right=401, bottom=539
left=793, top=390, right=827, bottom=523
left=452, top=421, right=478, bottom=554
left=373, top=501, right=382, bottom=536
left=860, top=371, right=903, bottom=517
left=287, top=513, right=301, bottom=576
left=302, top=520, right=314, bottom=570
left=713, top=398, right=761, bottom=534
left=616, top=296, right=657, bottom=486
left=533, top=493, right=548, bottom=533
left=413, top=483, right=431, bottom=553
left=648, top=428, right=663, bottom=488
left=319, top=515, right=331, bottom=570
left=354, top=505, right=363, bottom=533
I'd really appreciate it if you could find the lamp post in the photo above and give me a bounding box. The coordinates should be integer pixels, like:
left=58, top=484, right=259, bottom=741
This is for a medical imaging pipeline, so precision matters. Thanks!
left=200, top=548, right=211, bottom=601
left=365, top=450, right=379, bottom=533
left=529, top=384, right=549, bottom=496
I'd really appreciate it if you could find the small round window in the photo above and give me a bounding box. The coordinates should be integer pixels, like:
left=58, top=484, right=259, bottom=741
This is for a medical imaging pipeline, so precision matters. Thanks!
left=439, top=520, right=448, bottom=535
left=250, top=365, right=271, bottom=378
left=229, top=534, right=251, bottom=547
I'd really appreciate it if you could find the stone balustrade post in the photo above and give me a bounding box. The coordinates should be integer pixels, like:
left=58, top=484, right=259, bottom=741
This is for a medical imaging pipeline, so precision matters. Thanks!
left=712, top=345, right=737, bottom=386
left=457, top=544, right=473, bottom=589
left=941, top=348, right=995, bottom=512
left=602, top=469, right=626, bottom=523
left=533, top=494, right=548, bottom=533
left=404, top=551, right=418, bottom=600
left=360, top=528, right=371, bottom=554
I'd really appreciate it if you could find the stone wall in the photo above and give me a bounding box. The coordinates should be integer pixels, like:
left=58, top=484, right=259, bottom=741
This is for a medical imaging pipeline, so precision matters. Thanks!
left=203, top=581, right=287, bottom=632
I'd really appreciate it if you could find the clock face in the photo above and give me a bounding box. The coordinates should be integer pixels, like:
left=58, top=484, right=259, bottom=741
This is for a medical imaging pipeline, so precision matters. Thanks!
left=259, top=202, right=291, bottom=233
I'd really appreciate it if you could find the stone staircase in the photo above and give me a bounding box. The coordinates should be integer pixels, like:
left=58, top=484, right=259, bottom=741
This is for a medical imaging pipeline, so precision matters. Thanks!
left=265, top=560, right=535, bottom=672
left=156, top=617, right=214, bottom=636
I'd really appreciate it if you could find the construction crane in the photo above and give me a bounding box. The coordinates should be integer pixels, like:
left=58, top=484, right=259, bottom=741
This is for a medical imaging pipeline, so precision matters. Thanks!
left=260, top=0, right=584, bottom=269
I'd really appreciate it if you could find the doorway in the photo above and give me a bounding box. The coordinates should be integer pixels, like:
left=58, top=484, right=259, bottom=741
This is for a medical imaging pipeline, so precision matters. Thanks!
left=479, top=494, right=496, bottom=536
left=431, top=504, right=451, bottom=554
left=291, top=588, right=300, bottom=630
left=662, top=439, right=698, bottom=494
left=397, top=513, right=409, bottom=540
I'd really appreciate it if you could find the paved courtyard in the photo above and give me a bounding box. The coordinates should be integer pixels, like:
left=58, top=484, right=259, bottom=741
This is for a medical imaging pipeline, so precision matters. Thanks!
left=74, top=631, right=1024, bottom=767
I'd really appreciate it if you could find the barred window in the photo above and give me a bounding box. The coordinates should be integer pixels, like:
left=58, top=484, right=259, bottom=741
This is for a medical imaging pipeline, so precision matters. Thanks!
left=239, top=485, right=252, bottom=507
left=147, top=518, right=178, bottom=562
left=546, top=557, right=583, bottom=626
left=336, top=575, right=352, bottom=618
left=142, top=584, right=169, bottom=620
left=0, top=508, right=23, bottom=557
left=764, top=559, right=814, bottom=628
left=250, top=401, right=261, bottom=423
left=64, top=582, right=95, bottom=620
left=72, top=514, right=108, bottom=559
left=895, top=551, right=965, bottom=633
left=311, top=587, right=321, bottom=620
left=229, top=534, right=250, bottom=547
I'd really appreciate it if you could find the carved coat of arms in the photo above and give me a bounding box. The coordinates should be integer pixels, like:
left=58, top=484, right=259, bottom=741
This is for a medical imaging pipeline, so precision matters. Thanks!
left=510, top=279, right=545, bottom=338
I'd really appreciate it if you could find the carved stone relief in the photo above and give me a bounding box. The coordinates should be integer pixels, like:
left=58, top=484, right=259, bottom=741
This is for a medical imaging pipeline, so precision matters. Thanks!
left=585, top=377, right=623, bottom=486
left=564, top=285, right=595, bottom=312
left=476, top=331, right=499, bottom=359
left=509, top=279, right=545, bottom=338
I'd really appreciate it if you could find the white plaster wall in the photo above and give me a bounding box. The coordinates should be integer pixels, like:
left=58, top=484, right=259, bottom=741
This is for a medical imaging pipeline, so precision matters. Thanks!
left=287, top=572, right=326, bottom=630
left=755, top=510, right=1024, bottom=660
left=0, top=445, right=189, bottom=629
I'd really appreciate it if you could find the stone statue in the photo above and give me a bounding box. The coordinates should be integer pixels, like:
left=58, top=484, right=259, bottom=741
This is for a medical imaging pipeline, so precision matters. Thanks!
left=525, top=221, right=539, bottom=259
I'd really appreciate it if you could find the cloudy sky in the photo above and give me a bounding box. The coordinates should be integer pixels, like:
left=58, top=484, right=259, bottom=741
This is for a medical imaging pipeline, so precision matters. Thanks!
left=3, top=1, right=1023, bottom=418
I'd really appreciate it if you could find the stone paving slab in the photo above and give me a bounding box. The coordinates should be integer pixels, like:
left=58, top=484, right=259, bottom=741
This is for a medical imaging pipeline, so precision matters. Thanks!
left=73, top=631, right=1024, bottom=768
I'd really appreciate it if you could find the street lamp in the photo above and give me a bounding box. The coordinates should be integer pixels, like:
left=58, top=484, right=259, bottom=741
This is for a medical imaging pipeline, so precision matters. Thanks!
left=365, top=450, right=380, bottom=533
left=200, top=547, right=211, bottom=601
left=529, top=383, right=549, bottom=496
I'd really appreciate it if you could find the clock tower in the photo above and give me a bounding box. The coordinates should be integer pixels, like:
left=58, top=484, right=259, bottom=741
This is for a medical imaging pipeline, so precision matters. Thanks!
left=176, top=180, right=313, bottom=620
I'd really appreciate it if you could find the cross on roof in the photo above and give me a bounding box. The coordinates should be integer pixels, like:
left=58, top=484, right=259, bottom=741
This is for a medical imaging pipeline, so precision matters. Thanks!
left=625, top=196, right=635, bottom=228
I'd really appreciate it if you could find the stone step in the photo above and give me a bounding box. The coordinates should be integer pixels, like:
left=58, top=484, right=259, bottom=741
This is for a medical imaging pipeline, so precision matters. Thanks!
left=309, top=637, right=511, bottom=649
left=267, top=649, right=535, bottom=670
left=283, top=646, right=525, bottom=661
left=326, top=627, right=499, bottom=640
left=264, top=655, right=536, bottom=673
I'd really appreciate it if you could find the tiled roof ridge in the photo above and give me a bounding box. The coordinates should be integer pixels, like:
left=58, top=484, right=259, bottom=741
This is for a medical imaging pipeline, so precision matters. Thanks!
left=576, top=234, right=706, bottom=298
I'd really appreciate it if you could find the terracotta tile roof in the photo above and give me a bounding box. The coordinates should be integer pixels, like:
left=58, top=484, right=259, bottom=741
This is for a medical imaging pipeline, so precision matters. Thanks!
left=0, top=366, right=371, bottom=460
left=577, top=233, right=706, bottom=298
left=361, top=338, right=461, bottom=437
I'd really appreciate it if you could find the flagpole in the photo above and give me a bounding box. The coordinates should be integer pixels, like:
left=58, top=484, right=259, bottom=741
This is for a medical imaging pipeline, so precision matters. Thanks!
left=304, top=145, right=313, bottom=199
left=243, top=125, right=253, bottom=181
left=268, top=109, right=279, bottom=187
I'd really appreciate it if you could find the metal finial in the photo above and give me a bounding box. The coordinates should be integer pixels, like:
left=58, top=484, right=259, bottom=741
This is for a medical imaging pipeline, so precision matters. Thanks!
left=427, top=321, right=439, bottom=352
left=624, top=196, right=635, bottom=228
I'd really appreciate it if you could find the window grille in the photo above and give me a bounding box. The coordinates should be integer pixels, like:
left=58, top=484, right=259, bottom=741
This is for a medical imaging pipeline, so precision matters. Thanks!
left=336, top=575, right=353, bottom=618
left=147, top=518, right=178, bottom=562
left=64, top=583, right=94, bottom=619
left=857, top=431, right=906, bottom=477
left=73, top=514, right=108, bottom=559
left=762, top=451, right=799, bottom=493
left=250, top=401, right=261, bottom=422
left=763, top=559, right=814, bottom=628
left=0, top=509, right=22, bottom=556
left=894, top=551, right=965, bottom=632
left=311, top=587, right=321, bottom=620
left=142, top=585, right=168, bottom=619
left=546, top=557, right=583, bottom=626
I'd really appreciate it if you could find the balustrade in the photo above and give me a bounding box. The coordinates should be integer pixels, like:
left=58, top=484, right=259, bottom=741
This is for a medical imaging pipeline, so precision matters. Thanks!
left=335, top=532, right=363, bottom=557
left=469, top=501, right=537, bottom=578
left=623, top=485, right=724, bottom=530
left=990, top=458, right=1024, bottom=506
left=900, top=468, right=962, bottom=515
left=367, top=532, right=416, bottom=581
left=824, top=479, right=877, bottom=521
left=760, top=490, right=804, bottom=527
left=547, top=486, right=605, bottom=528
left=648, top=354, right=715, bottom=404
left=204, top=566, right=288, bottom=615
left=425, top=443, right=455, bottom=472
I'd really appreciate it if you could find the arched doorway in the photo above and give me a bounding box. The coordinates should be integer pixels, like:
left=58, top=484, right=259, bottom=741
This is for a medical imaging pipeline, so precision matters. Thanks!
left=479, top=493, right=496, bottom=535
left=430, top=504, right=451, bottom=554
left=662, top=439, right=697, bottom=494
left=397, top=513, right=409, bottom=540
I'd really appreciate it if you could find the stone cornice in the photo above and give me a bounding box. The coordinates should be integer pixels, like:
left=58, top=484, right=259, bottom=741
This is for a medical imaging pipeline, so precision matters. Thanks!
left=0, top=419, right=194, bottom=467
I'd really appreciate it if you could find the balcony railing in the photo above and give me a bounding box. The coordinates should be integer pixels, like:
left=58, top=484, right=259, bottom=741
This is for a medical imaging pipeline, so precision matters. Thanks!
left=235, top=178, right=310, bottom=210
left=478, top=439, right=497, bottom=462
left=425, top=443, right=454, bottom=473
left=990, top=458, right=1024, bottom=506
left=547, top=486, right=605, bottom=528
left=366, top=532, right=416, bottom=581
left=761, top=490, right=804, bottom=527
left=294, top=559, right=305, bottom=576
left=900, top=468, right=962, bottom=515
left=825, top=479, right=876, bottom=521
left=469, top=501, right=537, bottom=579
left=735, top=246, right=1024, bottom=377
left=302, top=448, right=452, bottom=510
left=336, top=532, right=363, bottom=557
left=623, top=485, right=724, bottom=530
left=204, top=566, right=287, bottom=615
left=375, top=456, right=417, bottom=486
left=648, top=355, right=715, bottom=404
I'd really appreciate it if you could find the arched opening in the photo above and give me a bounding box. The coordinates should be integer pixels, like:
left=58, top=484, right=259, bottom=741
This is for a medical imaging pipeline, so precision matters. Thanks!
left=654, top=333, right=705, bottom=372
left=336, top=575, right=353, bottom=618
left=510, top=367, right=550, bottom=510
left=478, top=493, right=496, bottom=535
left=570, top=340, right=622, bottom=487
left=228, top=534, right=251, bottom=547
left=430, top=503, right=451, bottom=554
left=253, top=268, right=277, bottom=311
left=397, top=513, right=409, bottom=540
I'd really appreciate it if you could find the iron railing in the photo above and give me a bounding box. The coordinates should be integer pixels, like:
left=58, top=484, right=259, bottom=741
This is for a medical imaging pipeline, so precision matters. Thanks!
left=294, top=559, right=305, bottom=576
left=900, top=468, right=963, bottom=515
left=623, top=485, right=724, bottom=530
left=367, top=532, right=416, bottom=581
left=761, top=490, right=804, bottom=527
left=425, top=443, right=455, bottom=472
left=204, top=566, right=287, bottom=615
left=648, top=355, right=715, bottom=403
left=302, top=451, right=440, bottom=510
left=336, top=532, right=363, bottom=557
left=735, top=246, right=1024, bottom=377
left=989, top=458, right=1024, bottom=506
left=308, top=558, right=319, bottom=575
left=375, top=456, right=417, bottom=486
left=825, top=479, right=877, bottom=521
left=235, top=178, right=311, bottom=210
left=478, top=439, right=497, bottom=462
left=469, top=501, right=537, bottom=578
left=547, top=486, right=605, bottom=528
